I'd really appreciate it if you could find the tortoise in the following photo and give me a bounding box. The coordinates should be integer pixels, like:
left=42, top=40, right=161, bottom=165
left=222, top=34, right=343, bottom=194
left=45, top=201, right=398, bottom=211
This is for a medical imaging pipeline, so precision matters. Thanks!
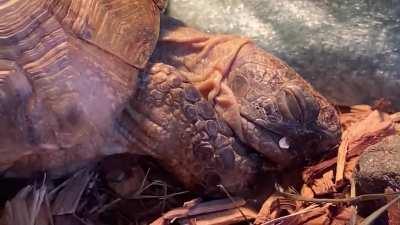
left=0, top=0, right=341, bottom=195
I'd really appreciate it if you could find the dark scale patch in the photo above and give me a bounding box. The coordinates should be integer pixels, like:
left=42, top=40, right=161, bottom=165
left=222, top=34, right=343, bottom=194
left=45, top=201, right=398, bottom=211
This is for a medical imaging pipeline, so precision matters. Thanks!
left=183, top=104, right=198, bottom=122
left=184, top=86, right=201, bottom=102
left=194, top=120, right=206, bottom=130
left=214, top=134, right=231, bottom=149
left=196, top=101, right=215, bottom=119
left=199, top=131, right=210, bottom=141
left=170, top=88, right=185, bottom=102
left=205, top=120, right=218, bottom=138
left=231, top=140, right=250, bottom=156
left=217, top=120, right=233, bottom=137
left=216, top=147, right=235, bottom=170
left=194, top=143, right=214, bottom=161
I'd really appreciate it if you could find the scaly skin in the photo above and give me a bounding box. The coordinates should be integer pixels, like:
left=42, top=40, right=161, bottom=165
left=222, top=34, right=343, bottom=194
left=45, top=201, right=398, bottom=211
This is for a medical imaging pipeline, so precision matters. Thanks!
left=152, top=17, right=340, bottom=165
left=118, top=63, right=261, bottom=194
left=118, top=17, right=341, bottom=194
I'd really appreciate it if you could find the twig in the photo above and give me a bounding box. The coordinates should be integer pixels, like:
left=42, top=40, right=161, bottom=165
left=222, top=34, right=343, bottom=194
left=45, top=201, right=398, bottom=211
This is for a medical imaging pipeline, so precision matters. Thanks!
left=128, top=191, right=189, bottom=200
left=217, top=184, right=250, bottom=224
left=277, top=189, right=400, bottom=205
left=261, top=204, right=320, bottom=225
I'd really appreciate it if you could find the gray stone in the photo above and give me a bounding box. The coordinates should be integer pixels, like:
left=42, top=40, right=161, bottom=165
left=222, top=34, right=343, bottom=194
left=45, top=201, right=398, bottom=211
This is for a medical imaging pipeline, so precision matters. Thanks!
left=167, top=0, right=400, bottom=108
left=356, top=135, right=400, bottom=193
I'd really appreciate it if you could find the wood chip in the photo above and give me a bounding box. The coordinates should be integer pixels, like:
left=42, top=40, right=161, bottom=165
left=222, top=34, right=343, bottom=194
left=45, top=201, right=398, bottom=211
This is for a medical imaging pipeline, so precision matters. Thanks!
left=301, top=184, right=315, bottom=200
left=335, top=132, right=349, bottom=185
left=255, top=194, right=286, bottom=224
left=301, top=205, right=331, bottom=225
left=339, top=105, right=372, bottom=131
left=311, top=170, right=336, bottom=195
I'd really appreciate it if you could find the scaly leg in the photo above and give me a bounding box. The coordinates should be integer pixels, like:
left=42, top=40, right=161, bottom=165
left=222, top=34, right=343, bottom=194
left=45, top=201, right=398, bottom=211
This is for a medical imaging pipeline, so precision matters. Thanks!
left=119, top=63, right=262, bottom=195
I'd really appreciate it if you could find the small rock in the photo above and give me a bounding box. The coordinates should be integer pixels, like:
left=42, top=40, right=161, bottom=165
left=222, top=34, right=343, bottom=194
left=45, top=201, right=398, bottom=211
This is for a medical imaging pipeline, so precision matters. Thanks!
left=355, top=135, right=400, bottom=193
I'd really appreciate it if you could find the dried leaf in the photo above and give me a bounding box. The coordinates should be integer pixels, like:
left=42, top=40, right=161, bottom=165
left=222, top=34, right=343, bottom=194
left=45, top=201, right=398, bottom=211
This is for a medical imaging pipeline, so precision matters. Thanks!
left=0, top=183, right=51, bottom=225
left=52, top=169, right=92, bottom=215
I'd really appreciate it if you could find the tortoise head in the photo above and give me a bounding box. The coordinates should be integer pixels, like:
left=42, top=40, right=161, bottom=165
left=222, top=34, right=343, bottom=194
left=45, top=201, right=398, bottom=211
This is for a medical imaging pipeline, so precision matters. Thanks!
left=155, top=19, right=341, bottom=170
left=226, top=44, right=341, bottom=168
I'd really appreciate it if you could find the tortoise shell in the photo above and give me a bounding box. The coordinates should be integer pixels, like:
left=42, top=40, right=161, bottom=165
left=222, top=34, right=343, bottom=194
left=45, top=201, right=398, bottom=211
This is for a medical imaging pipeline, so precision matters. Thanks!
left=0, top=0, right=163, bottom=176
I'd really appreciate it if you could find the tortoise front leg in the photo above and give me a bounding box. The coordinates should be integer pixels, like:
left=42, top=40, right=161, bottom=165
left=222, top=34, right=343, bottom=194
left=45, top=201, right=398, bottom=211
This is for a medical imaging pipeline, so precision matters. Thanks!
left=118, top=63, right=262, bottom=195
